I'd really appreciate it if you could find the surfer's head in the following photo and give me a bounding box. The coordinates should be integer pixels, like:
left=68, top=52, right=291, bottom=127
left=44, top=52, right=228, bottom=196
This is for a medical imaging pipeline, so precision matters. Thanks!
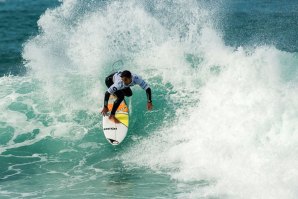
left=121, top=70, right=132, bottom=85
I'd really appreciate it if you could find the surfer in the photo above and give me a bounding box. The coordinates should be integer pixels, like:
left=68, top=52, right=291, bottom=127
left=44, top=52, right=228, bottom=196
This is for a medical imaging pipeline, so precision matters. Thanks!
left=101, top=70, right=153, bottom=123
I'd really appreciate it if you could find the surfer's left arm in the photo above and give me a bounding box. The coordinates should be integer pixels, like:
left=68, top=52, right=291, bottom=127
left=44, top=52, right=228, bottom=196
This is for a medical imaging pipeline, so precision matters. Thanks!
left=146, top=87, right=153, bottom=111
left=134, top=75, right=153, bottom=111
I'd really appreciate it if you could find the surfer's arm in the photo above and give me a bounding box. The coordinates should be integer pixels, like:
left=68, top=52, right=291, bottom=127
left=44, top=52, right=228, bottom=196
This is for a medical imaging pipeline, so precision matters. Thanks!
left=146, top=87, right=153, bottom=110
left=146, top=87, right=152, bottom=103
left=101, top=91, right=110, bottom=116
left=134, top=74, right=152, bottom=110
left=104, top=91, right=110, bottom=108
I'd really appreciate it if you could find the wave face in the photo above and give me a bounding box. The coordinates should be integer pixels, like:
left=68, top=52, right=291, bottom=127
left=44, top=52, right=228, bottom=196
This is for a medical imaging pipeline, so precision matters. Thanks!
left=1, top=0, right=298, bottom=198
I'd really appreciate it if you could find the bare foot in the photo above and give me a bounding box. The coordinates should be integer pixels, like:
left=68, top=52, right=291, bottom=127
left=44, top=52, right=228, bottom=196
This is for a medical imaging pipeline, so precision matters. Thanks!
left=109, top=115, right=120, bottom=123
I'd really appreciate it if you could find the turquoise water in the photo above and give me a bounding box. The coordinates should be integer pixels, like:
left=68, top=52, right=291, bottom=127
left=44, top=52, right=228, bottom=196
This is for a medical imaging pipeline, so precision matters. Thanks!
left=1, top=0, right=298, bottom=198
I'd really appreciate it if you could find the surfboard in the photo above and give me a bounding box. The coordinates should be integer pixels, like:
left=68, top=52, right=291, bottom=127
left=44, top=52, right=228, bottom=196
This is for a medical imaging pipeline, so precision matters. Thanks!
left=102, top=95, right=129, bottom=145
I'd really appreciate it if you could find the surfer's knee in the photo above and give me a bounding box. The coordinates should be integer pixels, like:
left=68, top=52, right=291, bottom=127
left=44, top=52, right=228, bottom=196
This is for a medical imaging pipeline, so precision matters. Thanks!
left=125, top=92, right=132, bottom=97
left=123, top=88, right=132, bottom=97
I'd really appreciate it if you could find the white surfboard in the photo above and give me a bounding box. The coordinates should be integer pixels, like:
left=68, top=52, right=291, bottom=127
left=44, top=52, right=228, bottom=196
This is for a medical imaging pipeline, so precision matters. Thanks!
left=102, top=95, right=129, bottom=145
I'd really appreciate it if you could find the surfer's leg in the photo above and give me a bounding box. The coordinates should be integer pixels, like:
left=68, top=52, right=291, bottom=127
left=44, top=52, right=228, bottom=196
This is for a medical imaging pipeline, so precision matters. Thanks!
left=122, top=87, right=132, bottom=97
left=111, top=91, right=124, bottom=115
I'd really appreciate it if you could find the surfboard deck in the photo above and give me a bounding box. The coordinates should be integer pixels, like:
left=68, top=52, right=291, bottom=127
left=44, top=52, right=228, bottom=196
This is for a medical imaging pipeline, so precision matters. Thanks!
left=102, top=95, right=129, bottom=145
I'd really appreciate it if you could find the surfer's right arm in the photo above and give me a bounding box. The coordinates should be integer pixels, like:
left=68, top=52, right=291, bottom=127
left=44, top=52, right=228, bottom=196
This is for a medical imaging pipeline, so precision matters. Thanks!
left=101, top=91, right=110, bottom=116
left=102, top=84, right=119, bottom=116
left=104, top=91, right=110, bottom=107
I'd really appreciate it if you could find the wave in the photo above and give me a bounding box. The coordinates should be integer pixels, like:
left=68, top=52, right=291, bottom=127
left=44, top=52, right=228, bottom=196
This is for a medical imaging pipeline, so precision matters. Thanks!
left=1, top=0, right=298, bottom=198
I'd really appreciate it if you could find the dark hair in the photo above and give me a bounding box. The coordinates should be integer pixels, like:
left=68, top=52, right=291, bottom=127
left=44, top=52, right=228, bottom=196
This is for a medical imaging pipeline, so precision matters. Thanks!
left=120, top=70, right=132, bottom=78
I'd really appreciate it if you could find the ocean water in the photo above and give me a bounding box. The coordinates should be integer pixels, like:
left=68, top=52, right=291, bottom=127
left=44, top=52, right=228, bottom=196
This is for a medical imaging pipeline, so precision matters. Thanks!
left=1, top=0, right=298, bottom=198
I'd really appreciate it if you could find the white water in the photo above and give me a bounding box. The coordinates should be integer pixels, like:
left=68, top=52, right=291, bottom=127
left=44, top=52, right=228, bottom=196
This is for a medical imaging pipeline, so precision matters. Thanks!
left=123, top=42, right=298, bottom=199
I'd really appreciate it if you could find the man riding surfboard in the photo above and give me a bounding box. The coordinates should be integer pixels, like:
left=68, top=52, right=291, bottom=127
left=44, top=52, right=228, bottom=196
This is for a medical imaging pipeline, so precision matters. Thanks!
left=101, top=70, right=153, bottom=123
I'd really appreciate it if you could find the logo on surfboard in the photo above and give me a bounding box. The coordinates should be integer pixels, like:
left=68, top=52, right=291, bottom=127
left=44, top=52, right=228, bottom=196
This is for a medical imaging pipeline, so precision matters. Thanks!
left=104, top=127, right=118, bottom=130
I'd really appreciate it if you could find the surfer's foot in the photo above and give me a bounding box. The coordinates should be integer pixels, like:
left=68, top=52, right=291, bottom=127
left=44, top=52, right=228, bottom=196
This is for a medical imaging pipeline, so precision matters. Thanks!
left=109, top=115, right=120, bottom=123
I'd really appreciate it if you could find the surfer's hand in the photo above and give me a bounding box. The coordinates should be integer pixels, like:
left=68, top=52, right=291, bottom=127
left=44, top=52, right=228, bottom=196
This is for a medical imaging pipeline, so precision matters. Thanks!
left=109, top=115, right=120, bottom=123
left=101, top=106, right=109, bottom=116
left=147, top=102, right=153, bottom=111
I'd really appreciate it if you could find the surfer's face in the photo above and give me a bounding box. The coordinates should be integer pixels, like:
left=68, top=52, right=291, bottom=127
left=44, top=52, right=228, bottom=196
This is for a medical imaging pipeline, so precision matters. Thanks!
left=122, top=77, right=132, bottom=85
